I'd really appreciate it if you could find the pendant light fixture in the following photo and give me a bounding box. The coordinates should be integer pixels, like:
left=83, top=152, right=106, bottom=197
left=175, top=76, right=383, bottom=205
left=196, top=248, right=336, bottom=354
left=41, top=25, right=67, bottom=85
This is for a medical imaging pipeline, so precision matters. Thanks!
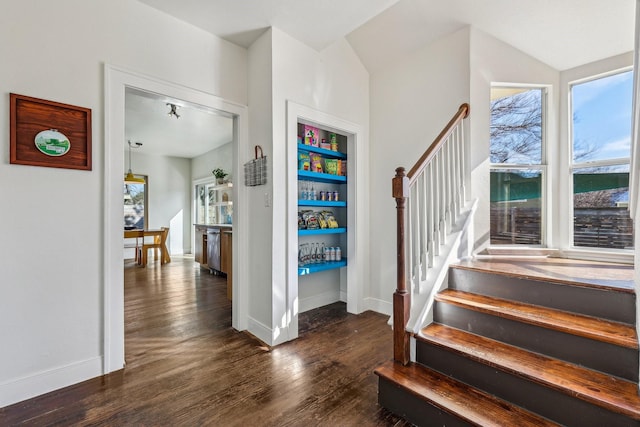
left=124, top=140, right=145, bottom=184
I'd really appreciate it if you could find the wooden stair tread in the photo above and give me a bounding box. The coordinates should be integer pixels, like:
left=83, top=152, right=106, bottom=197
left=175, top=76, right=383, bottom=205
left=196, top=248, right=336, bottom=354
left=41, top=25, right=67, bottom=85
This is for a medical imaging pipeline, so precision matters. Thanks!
left=436, top=289, right=638, bottom=349
left=451, top=260, right=635, bottom=293
left=375, top=360, right=560, bottom=426
left=420, top=324, right=640, bottom=420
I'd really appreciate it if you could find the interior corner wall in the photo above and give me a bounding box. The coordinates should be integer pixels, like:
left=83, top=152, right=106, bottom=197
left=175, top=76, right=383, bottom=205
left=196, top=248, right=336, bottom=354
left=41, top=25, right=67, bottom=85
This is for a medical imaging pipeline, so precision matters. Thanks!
left=0, top=0, right=247, bottom=408
left=247, top=29, right=275, bottom=342
left=191, top=142, right=234, bottom=182
left=131, top=152, right=192, bottom=255
left=368, top=27, right=471, bottom=312
left=266, top=28, right=370, bottom=344
left=469, top=27, right=559, bottom=252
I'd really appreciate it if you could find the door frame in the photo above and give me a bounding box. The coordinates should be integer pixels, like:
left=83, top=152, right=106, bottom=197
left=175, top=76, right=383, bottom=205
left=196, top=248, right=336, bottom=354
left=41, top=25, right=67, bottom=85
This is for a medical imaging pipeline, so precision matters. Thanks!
left=103, top=64, right=249, bottom=373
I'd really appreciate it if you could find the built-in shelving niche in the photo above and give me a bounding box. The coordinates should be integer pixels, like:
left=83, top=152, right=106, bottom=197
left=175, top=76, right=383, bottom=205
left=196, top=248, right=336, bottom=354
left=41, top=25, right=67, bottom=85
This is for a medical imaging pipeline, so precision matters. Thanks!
left=286, top=101, right=368, bottom=342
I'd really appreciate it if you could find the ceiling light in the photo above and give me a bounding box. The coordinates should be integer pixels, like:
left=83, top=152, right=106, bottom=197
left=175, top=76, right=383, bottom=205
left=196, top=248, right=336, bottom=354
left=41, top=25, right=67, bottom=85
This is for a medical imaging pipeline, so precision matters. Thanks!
left=124, top=140, right=145, bottom=184
left=167, top=103, right=180, bottom=119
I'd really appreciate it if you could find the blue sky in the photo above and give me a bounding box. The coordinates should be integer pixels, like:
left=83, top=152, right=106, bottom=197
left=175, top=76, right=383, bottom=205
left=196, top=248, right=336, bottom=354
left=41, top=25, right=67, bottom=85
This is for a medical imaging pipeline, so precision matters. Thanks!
left=571, top=70, right=633, bottom=162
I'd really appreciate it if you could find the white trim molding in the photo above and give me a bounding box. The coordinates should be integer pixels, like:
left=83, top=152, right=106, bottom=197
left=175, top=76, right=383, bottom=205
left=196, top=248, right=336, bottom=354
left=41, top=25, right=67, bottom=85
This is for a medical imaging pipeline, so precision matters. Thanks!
left=103, top=64, right=250, bottom=374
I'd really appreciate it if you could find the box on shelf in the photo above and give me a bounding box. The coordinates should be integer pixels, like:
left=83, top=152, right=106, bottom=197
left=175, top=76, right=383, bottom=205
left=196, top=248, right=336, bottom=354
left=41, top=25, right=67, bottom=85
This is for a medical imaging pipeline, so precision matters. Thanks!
left=304, top=125, right=319, bottom=147
left=298, top=152, right=310, bottom=171
left=324, top=159, right=346, bottom=176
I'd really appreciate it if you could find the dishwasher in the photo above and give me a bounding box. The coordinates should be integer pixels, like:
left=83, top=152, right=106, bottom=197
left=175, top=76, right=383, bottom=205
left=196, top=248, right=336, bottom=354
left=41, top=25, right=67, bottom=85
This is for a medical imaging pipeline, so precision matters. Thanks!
left=206, top=228, right=221, bottom=273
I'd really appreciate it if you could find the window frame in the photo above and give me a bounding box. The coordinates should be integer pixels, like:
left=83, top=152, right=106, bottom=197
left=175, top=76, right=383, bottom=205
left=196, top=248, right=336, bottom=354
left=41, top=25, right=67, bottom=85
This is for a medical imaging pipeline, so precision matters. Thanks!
left=489, top=84, right=549, bottom=247
left=568, top=67, right=634, bottom=253
left=123, top=175, right=148, bottom=230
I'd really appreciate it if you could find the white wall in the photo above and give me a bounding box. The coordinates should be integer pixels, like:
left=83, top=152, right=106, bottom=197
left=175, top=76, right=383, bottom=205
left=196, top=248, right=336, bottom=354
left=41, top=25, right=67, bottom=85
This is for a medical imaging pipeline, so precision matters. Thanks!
left=469, top=28, right=559, bottom=251
left=192, top=142, right=234, bottom=182
left=0, top=0, right=247, bottom=407
left=245, top=28, right=371, bottom=345
left=369, top=28, right=471, bottom=313
left=133, top=152, right=191, bottom=254
left=271, top=29, right=370, bottom=343
left=246, top=29, right=275, bottom=340
left=368, top=26, right=561, bottom=312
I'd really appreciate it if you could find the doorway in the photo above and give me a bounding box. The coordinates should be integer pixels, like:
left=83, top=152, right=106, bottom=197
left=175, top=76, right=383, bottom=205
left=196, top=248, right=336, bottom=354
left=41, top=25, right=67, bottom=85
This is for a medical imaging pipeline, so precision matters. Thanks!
left=104, top=65, right=249, bottom=374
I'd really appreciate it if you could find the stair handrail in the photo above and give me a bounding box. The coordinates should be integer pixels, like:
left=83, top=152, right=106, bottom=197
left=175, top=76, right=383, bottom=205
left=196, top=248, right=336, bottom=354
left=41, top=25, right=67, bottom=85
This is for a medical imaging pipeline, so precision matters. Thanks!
left=392, top=103, right=470, bottom=364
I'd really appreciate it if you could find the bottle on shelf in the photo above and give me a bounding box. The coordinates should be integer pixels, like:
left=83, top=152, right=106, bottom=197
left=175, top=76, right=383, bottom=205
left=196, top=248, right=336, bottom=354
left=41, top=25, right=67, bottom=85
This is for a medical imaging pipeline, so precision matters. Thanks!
left=310, top=183, right=317, bottom=201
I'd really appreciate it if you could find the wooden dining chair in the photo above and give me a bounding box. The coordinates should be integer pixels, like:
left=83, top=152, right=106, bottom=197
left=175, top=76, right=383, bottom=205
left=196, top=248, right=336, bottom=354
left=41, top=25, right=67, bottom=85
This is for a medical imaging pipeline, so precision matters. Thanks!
left=141, top=227, right=170, bottom=267
left=124, top=236, right=141, bottom=263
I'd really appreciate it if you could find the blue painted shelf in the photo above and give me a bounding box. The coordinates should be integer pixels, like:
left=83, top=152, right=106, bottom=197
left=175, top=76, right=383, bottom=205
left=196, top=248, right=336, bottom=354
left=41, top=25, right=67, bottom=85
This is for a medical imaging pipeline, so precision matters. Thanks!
left=298, top=170, right=347, bottom=184
left=298, top=259, right=347, bottom=275
left=298, top=227, right=346, bottom=236
left=298, top=200, right=347, bottom=208
left=297, top=143, right=347, bottom=159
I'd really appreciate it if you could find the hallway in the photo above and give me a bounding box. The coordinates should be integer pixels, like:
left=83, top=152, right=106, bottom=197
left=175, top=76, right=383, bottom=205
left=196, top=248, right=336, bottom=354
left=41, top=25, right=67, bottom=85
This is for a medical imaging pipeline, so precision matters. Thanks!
left=1, top=256, right=406, bottom=426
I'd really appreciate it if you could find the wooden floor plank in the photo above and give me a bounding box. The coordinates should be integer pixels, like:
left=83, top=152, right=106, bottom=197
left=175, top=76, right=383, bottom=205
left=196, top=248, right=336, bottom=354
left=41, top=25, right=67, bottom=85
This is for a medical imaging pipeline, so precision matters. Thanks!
left=0, top=256, right=408, bottom=426
left=436, top=289, right=638, bottom=349
left=421, top=324, right=640, bottom=420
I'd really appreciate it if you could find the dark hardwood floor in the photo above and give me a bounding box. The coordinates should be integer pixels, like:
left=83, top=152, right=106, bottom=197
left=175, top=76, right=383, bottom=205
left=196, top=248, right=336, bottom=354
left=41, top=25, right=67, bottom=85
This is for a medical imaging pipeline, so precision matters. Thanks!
left=1, top=256, right=409, bottom=426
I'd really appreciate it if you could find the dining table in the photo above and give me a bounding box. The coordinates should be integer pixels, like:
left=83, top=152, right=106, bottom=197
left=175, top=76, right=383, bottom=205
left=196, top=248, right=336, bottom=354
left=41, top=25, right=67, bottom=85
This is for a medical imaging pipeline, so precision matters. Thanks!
left=124, top=229, right=171, bottom=266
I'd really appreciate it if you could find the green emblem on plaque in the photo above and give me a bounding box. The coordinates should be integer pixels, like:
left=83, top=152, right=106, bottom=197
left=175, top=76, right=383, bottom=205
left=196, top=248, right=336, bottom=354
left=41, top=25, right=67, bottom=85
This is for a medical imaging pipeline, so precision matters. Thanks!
left=34, top=129, right=70, bottom=157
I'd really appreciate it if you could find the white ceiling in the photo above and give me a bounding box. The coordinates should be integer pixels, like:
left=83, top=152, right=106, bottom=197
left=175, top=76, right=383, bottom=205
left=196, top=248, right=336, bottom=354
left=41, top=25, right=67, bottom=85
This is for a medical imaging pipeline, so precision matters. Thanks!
left=131, top=0, right=636, bottom=157
left=138, top=0, right=399, bottom=51
left=139, top=0, right=635, bottom=72
left=347, top=0, right=635, bottom=73
left=125, top=88, right=233, bottom=159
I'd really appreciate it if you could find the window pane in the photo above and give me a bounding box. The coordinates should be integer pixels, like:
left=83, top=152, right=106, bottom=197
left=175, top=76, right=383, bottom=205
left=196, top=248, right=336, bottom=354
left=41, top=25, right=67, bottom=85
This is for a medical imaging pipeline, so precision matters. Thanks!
left=490, top=169, right=542, bottom=245
left=124, top=182, right=146, bottom=229
left=572, top=70, right=633, bottom=162
left=573, top=165, right=633, bottom=249
left=490, top=88, right=542, bottom=164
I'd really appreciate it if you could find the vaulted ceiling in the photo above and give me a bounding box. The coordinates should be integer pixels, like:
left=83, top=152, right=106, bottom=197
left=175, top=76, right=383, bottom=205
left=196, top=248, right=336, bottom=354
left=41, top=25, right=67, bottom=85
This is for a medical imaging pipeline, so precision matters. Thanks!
left=130, top=0, right=636, bottom=158
left=139, top=0, right=635, bottom=72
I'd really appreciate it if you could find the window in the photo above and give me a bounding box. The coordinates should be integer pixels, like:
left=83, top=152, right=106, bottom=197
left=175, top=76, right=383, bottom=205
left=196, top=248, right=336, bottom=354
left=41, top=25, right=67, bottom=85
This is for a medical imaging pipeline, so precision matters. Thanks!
left=490, top=86, right=546, bottom=245
left=570, top=70, right=634, bottom=249
left=124, top=178, right=147, bottom=230
left=194, top=178, right=233, bottom=225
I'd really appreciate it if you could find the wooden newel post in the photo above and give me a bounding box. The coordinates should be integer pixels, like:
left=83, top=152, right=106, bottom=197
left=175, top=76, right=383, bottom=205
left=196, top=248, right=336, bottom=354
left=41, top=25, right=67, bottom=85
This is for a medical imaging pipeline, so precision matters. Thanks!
left=392, top=167, right=411, bottom=365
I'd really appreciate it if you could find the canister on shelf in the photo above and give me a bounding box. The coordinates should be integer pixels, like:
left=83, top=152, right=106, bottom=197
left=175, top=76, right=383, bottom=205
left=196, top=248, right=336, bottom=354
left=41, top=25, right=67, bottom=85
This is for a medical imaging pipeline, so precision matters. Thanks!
left=330, top=133, right=338, bottom=151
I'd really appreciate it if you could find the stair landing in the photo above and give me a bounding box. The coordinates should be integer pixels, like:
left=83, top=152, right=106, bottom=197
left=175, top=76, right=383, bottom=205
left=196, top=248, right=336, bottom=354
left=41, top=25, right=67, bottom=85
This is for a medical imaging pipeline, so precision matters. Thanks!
left=454, top=257, right=634, bottom=291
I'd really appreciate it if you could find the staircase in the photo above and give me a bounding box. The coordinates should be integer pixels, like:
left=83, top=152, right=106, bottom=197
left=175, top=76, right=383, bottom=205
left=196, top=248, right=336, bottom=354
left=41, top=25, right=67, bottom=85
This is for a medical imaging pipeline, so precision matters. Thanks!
left=376, top=260, right=640, bottom=426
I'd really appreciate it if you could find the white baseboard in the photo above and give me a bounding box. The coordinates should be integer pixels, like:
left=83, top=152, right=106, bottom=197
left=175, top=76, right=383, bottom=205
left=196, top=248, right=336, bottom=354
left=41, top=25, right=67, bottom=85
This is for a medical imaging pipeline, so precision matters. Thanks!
left=247, top=316, right=275, bottom=346
left=299, top=290, right=340, bottom=314
left=0, top=356, right=102, bottom=408
left=366, top=297, right=392, bottom=316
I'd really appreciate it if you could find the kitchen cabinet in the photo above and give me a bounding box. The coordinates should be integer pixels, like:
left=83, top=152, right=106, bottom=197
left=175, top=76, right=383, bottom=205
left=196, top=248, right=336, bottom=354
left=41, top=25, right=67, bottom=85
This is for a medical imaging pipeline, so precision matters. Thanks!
left=195, top=181, right=233, bottom=226
left=194, top=225, right=208, bottom=266
left=194, top=225, right=232, bottom=300
left=221, top=230, right=233, bottom=300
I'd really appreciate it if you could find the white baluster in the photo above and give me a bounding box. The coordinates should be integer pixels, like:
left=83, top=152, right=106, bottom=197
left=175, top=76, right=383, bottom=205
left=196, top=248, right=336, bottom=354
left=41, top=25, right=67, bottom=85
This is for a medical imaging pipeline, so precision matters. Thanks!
left=432, top=152, right=441, bottom=255
left=459, top=123, right=466, bottom=204
left=438, top=151, right=446, bottom=245
left=418, top=173, right=428, bottom=284
left=426, top=162, right=434, bottom=268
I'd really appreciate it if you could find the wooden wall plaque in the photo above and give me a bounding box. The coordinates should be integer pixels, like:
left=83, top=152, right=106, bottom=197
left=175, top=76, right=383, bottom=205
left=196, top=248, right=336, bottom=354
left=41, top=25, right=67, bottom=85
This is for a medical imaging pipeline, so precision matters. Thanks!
left=10, top=93, right=92, bottom=170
